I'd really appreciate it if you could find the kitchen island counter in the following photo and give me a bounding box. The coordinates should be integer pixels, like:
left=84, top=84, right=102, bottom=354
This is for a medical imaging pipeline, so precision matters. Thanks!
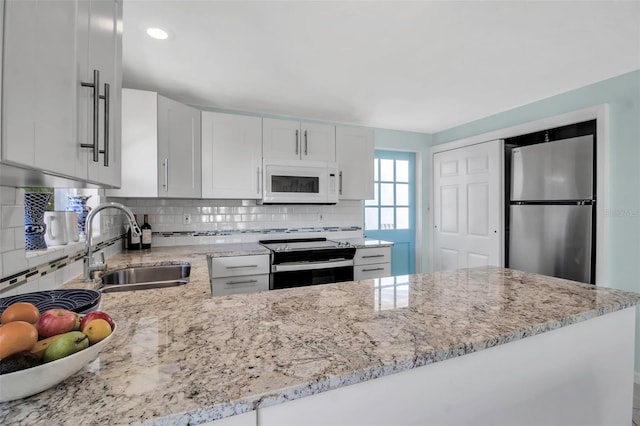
left=1, top=245, right=639, bottom=425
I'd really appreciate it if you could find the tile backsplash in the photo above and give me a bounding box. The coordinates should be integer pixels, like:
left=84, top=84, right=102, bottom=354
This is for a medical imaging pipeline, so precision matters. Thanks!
left=0, top=186, right=125, bottom=296
left=109, top=197, right=364, bottom=234
left=0, top=187, right=364, bottom=295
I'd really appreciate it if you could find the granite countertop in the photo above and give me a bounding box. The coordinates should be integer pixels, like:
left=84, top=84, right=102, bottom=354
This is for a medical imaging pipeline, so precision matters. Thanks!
left=2, top=245, right=639, bottom=425
left=335, top=238, right=394, bottom=248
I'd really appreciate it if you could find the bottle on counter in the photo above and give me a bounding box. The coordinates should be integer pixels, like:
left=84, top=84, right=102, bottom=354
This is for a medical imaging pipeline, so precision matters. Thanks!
left=141, top=214, right=152, bottom=250
left=127, top=214, right=141, bottom=250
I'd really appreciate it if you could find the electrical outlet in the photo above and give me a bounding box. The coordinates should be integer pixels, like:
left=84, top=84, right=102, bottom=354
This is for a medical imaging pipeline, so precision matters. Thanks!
left=183, top=214, right=191, bottom=225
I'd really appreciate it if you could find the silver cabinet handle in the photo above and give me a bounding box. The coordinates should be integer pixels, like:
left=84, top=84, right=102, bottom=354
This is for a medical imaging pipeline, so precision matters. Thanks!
left=339, top=171, right=343, bottom=195
left=362, top=267, right=385, bottom=272
left=226, top=265, right=258, bottom=269
left=257, top=167, right=261, bottom=195
left=81, top=69, right=100, bottom=162
left=163, top=158, right=169, bottom=191
left=304, top=130, right=308, bottom=155
left=295, top=129, right=299, bottom=155
left=362, top=254, right=385, bottom=258
left=99, top=83, right=110, bottom=166
left=226, top=279, right=258, bottom=285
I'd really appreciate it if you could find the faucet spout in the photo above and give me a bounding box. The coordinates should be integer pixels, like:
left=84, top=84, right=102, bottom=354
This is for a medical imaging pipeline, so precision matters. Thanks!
left=84, top=202, right=141, bottom=282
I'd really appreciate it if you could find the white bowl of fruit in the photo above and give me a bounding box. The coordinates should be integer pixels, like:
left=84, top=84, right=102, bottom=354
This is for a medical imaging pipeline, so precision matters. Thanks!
left=0, top=302, right=116, bottom=402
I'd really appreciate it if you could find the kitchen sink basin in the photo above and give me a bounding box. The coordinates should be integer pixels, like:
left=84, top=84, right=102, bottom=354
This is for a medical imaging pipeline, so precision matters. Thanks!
left=98, top=263, right=191, bottom=293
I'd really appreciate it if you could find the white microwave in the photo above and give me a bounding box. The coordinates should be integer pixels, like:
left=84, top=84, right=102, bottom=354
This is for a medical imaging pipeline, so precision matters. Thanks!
left=261, top=160, right=339, bottom=204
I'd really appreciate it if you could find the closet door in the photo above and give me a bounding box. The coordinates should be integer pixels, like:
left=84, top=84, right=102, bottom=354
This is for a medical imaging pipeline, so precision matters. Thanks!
left=432, top=140, right=503, bottom=271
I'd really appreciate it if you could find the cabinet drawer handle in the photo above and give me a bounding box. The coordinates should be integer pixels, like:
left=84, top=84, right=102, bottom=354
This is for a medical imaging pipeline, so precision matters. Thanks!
left=362, top=267, right=385, bottom=272
left=339, top=171, right=343, bottom=195
left=80, top=69, right=100, bottom=162
left=304, top=130, right=308, bottom=155
left=295, top=129, right=299, bottom=155
left=362, top=254, right=385, bottom=259
left=98, top=83, right=110, bottom=166
left=226, top=279, right=258, bottom=285
left=226, top=265, right=259, bottom=269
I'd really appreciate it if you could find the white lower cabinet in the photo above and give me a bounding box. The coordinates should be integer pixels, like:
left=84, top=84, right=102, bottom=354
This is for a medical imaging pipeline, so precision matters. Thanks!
left=208, top=254, right=270, bottom=296
left=354, top=247, right=391, bottom=280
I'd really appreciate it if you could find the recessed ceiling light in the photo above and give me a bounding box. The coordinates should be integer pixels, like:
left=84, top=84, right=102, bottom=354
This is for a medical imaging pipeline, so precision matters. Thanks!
left=146, top=27, right=168, bottom=40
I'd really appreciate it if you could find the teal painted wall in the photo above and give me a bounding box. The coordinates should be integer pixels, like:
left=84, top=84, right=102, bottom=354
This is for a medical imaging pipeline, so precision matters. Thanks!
left=433, top=69, right=640, bottom=370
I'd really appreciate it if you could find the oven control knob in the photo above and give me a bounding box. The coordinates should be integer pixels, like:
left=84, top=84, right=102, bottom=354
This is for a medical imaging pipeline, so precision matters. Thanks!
left=337, top=241, right=351, bottom=248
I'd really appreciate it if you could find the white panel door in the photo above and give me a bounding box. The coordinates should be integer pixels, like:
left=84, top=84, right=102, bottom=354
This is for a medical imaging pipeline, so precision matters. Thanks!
left=433, top=140, right=502, bottom=271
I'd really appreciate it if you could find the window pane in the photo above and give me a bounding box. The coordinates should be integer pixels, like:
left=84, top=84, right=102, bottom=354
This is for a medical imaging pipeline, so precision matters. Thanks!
left=396, top=183, right=409, bottom=206
left=396, top=160, right=409, bottom=182
left=374, top=159, right=379, bottom=181
left=381, top=207, right=394, bottom=229
left=365, top=183, right=378, bottom=206
left=396, top=207, right=409, bottom=229
left=380, top=159, right=394, bottom=181
left=380, top=183, right=394, bottom=205
left=365, top=208, right=379, bottom=230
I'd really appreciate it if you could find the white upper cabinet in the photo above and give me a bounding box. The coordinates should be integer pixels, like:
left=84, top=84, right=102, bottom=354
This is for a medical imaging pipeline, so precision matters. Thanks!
left=1, top=0, right=122, bottom=187
left=157, top=96, right=202, bottom=198
left=263, top=118, right=335, bottom=162
left=107, top=89, right=201, bottom=198
left=201, top=112, right=262, bottom=199
left=80, top=0, right=123, bottom=188
left=335, top=126, right=375, bottom=200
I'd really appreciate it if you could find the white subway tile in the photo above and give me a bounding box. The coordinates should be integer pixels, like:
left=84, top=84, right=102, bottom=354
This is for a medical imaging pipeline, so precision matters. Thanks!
left=0, top=186, right=16, bottom=205
left=15, top=279, right=39, bottom=295
left=2, top=205, right=24, bottom=228
left=2, top=249, right=28, bottom=276
left=1, top=228, right=15, bottom=253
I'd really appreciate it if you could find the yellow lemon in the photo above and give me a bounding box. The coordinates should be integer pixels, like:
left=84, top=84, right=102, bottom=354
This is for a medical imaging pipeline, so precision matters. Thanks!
left=82, top=319, right=112, bottom=344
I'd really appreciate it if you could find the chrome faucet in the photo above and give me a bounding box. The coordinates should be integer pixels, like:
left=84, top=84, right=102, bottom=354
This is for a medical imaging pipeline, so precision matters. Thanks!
left=83, top=202, right=141, bottom=281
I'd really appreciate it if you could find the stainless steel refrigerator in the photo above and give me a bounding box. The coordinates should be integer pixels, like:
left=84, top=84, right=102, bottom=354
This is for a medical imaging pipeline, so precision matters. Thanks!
left=508, top=135, right=595, bottom=283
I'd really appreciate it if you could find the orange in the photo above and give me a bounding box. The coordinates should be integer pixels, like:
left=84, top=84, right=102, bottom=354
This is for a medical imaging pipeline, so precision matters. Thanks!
left=1, top=302, right=40, bottom=324
left=0, top=321, right=39, bottom=359
left=82, top=319, right=112, bottom=344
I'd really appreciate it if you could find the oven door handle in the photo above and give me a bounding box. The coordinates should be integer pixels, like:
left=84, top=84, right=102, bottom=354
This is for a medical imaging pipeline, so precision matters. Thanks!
left=272, top=259, right=353, bottom=272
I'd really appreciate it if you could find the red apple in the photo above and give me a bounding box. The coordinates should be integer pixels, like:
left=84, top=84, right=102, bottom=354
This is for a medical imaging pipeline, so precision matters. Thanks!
left=37, top=309, right=79, bottom=338
left=79, top=311, right=114, bottom=332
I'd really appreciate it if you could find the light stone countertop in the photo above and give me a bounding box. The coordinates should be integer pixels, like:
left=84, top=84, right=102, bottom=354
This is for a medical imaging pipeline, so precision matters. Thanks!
left=1, top=245, right=639, bottom=425
left=333, top=238, right=394, bottom=248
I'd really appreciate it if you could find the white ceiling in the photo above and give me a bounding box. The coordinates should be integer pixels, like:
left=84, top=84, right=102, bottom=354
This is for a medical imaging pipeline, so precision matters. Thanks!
left=122, top=0, right=640, bottom=134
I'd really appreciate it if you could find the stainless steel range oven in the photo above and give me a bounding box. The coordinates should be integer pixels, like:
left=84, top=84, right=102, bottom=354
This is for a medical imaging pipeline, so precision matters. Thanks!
left=259, top=238, right=356, bottom=290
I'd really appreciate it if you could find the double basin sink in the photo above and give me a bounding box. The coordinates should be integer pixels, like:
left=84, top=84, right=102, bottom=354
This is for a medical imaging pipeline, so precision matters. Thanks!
left=98, top=263, right=191, bottom=293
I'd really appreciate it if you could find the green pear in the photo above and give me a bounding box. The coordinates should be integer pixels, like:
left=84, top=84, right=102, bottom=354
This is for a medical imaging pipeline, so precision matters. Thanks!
left=43, top=331, right=89, bottom=363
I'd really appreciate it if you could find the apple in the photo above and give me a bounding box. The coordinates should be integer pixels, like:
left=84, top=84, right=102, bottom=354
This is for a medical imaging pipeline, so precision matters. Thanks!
left=79, top=311, right=114, bottom=331
left=37, top=309, right=79, bottom=338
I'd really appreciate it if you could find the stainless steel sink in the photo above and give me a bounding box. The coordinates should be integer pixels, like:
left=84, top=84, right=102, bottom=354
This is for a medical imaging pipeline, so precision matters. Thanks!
left=98, top=263, right=191, bottom=293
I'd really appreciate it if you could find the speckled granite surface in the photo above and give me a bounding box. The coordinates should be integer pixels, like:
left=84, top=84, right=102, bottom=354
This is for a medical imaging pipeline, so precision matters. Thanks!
left=1, top=245, right=639, bottom=425
left=334, top=238, right=394, bottom=248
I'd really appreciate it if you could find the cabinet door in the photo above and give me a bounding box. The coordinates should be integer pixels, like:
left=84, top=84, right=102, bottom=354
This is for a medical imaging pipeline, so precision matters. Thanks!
left=2, top=0, right=79, bottom=177
left=336, top=126, right=374, bottom=199
left=301, top=122, right=335, bottom=162
left=202, top=112, right=262, bottom=199
left=262, top=118, right=301, bottom=161
left=82, top=0, right=122, bottom=187
left=157, top=96, right=202, bottom=198
left=106, top=89, right=159, bottom=197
